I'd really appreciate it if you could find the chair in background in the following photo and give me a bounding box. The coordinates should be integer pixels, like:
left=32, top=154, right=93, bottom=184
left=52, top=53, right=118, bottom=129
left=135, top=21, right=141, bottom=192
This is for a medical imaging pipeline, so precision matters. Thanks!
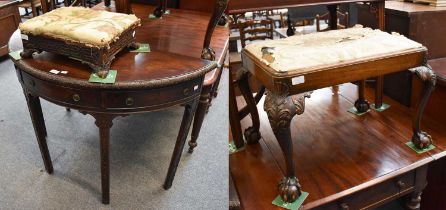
left=316, top=9, right=349, bottom=32
left=238, top=19, right=274, bottom=48
left=181, top=0, right=230, bottom=153
left=18, top=0, right=45, bottom=17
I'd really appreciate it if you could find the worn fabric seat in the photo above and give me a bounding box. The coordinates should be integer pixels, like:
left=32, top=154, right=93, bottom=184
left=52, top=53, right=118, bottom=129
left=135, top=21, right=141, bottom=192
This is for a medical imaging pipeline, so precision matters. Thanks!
left=19, top=7, right=140, bottom=48
left=244, top=26, right=424, bottom=73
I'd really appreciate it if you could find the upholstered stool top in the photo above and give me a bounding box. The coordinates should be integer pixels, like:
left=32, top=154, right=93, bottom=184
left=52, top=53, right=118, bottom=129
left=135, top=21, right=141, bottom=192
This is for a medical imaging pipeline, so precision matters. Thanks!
left=19, top=7, right=140, bottom=48
left=244, top=26, right=424, bottom=73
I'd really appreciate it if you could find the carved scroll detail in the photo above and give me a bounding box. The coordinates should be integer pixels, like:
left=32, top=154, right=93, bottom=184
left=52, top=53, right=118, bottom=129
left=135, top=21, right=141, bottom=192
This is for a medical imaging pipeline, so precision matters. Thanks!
left=264, top=91, right=310, bottom=134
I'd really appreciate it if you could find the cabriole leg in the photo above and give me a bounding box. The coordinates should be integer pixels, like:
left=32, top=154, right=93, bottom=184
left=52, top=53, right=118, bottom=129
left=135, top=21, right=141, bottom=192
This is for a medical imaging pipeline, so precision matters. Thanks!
left=410, top=64, right=436, bottom=149
left=264, top=90, right=310, bottom=202
left=237, top=68, right=261, bottom=144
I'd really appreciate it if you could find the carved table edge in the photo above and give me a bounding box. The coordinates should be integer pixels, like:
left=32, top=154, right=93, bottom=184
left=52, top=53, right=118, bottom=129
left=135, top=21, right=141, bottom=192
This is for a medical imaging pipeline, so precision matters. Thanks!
left=12, top=57, right=217, bottom=90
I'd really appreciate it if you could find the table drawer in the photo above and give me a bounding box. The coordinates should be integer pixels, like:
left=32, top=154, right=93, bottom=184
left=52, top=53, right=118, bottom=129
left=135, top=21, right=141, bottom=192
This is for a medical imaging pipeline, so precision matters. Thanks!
left=314, top=171, right=415, bottom=210
left=21, top=72, right=101, bottom=108
left=102, top=78, right=202, bottom=109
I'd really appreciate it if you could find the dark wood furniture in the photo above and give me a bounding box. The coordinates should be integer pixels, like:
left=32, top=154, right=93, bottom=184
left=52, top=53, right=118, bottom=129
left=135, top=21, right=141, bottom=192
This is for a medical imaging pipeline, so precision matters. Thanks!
left=9, top=2, right=228, bottom=204
left=358, top=1, right=446, bottom=107
left=0, top=0, right=20, bottom=57
left=237, top=19, right=274, bottom=49
left=20, top=20, right=140, bottom=79
left=316, top=9, right=349, bottom=32
left=229, top=0, right=436, bottom=208
left=240, top=35, right=435, bottom=203
left=231, top=83, right=445, bottom=209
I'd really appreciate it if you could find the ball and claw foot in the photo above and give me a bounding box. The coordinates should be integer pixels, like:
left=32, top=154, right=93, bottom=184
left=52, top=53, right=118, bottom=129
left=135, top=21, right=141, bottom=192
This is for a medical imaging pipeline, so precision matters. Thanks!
left=187, top=141, right=197, bottom=153
left=96, top=70, right=109, bottom=79
left=279, top=177, right=302, bottom=203
left=128, top=42, right=140, bottom=50
left=20, top=49, right=38, bottom=58
left=354, top=99, right=370, bottom=113
left=412, top=131, right=433, bottom=149
left=153, top=7, right=164, bottom=18
left=244, top=126, right=261, bottom=144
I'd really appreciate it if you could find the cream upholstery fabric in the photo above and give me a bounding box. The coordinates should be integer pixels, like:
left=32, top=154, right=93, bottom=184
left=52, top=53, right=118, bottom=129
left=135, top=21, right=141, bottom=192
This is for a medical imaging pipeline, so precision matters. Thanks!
left=19, top=7, right=140, bottom=48
left=244, top=26, right=424, bottom=72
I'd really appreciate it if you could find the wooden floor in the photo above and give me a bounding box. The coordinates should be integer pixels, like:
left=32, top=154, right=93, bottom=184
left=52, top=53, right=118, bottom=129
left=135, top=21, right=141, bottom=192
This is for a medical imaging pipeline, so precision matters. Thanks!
left=230, top=83, right=446, bottom=210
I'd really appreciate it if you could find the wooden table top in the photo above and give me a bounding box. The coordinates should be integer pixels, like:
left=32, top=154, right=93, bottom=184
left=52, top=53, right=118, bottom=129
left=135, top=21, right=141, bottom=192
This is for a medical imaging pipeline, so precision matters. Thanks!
left=9, top=3, right=229, bottom=89
left=95, top=3, right=229, bottom=65
left=385, top=1, right=446, bottom=15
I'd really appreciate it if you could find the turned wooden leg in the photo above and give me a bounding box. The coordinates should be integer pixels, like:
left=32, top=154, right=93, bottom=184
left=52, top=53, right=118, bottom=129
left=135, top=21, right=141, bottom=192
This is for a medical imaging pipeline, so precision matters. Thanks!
left=92, top=114, right=115, bottom=204
left=406, top=165, right=428, bottom=210
left=188, top=86, right=212, bottom=153
left=374, top=76, right=384, bottom=109
left=332, top=85, right=340, bottom=95
left=24, top=91, right=53, bottom=173
left=153, top=0, right=166, bottom=18
left=264, top=90, right=310, bottom=203
left=237, top=69, right=261, bottom=144
left=354, top=80, right=370, bottom=113
left=410, top=64, right=436, bottom=149
left=164, top=99, right=199, bottom=189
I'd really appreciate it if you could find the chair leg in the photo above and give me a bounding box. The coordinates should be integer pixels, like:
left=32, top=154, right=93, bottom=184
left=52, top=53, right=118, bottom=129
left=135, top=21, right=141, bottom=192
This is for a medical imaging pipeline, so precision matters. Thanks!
left=188, top=85, right=212, bottom=153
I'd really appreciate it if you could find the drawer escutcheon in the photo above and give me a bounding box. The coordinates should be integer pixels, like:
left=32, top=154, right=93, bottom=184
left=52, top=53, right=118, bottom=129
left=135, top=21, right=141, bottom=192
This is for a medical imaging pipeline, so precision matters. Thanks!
left=125, top=97, right=134, bottom=106
left=72, top=94, right=81, bottom=102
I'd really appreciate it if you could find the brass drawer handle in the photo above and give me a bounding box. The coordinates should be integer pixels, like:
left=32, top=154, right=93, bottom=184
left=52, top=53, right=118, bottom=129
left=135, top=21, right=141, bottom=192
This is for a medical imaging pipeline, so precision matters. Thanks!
left=72, top=94, right=80, bottom=102
left=183, top=88, right=191, bottom=96
left=397, top=180, right=406, bottom=189
left=125, top=97, right=134, bottom=106
left=340, top=203, right=349, bottom=210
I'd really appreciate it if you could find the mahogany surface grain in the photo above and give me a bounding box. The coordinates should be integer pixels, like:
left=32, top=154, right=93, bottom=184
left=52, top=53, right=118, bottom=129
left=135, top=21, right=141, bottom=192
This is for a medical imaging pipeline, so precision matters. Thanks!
left=95, top=3, right=229, bottom=66
left=230, top=84, right=446, bottom=209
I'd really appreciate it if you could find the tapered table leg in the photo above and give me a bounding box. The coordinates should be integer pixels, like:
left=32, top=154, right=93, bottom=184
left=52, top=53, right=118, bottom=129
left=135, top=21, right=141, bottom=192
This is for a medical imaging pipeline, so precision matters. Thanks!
left=410, top=64, right=436, bottom=149
left=164, top=99, right=199, bottom=189
left=354, top=80, right=370, bottom=113
left=264, top=90, right=310, bottom=203
left=188, top=86, right=212, bottom=153
left=92, top=114, right=115, bottom=204
left=237, top=69, right=261, bottom=144
left=24, top=91, right=53, bottom=174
